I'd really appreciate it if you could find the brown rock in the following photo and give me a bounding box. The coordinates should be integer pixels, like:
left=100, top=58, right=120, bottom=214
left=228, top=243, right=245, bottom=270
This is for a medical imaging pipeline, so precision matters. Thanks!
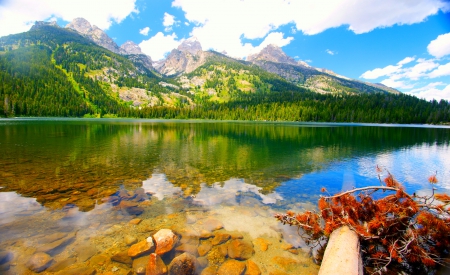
left=201, top=219, right=224, bottom=232
left=129, top=239, right=155, bottom=258
left=154, top=229, right=178, bottom=255
left=245, top=260, right=261, bottom=275
left=125, top=235, right=138, bottom=246
left=252, top=238, right=270, bottom=252
left=217, top=259, right=246, bottom=275
left=26, top=252, right=53, bottom=272
left=228, top=240, right=254, bottom=260
left=211, top=233, right=231, bottom=246
left=133, top=256, right=149, bottom=275
left=119, top=200, right=139, bottom=208
left=146, top=253, right=167, bottom=275
left=90, top=255, right=109, bottom=266
left=111, top=251, right=133, bottom=267
left=168, top=252, right=198, bottom=275
left=38, top=232, right=67, bottom=244
left=280, top=243, right=294, bottom=250
left=288, top=249, right=299, bottom=255
left=271, top=256, right=300, bottom=271
left=199, top=230, right=213, bottom=239
left=217, top=244, right=228, bottom=257
left=130, top=218, right=142, bottom=225
left=197, top=242, right=212, bottom=257
left=230, top=233, right=244, bottom=239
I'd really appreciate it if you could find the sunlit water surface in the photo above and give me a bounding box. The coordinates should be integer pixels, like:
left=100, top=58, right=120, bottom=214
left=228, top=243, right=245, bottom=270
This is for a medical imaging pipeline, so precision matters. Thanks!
left=0, top=118, right=449, bottom=274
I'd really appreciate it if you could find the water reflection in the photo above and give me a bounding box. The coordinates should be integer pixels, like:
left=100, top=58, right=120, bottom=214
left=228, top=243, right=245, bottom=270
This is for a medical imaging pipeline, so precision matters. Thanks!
left=0, top=119, right=449, bottom=274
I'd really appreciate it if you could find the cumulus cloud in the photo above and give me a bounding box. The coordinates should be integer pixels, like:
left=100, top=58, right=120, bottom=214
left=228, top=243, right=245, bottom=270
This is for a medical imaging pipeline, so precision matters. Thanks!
left=0, top=0, right=138, bottom=37
left=172, top=0, right=449, bottom=58
left=360, top=64, right=402, bottom=79
left=163, top=12, right=178, bottom=32
left=139, top=32, right=181, bottom=61
left=427, top=32, right=450, bottom=58
left=139, top=26, right=150, bottom=36
left=407, top=83, right=450, bottom=101
left=397, top=56, right=415, bottom=65
left=326, top=49, right=336, bottom=55
left=428, top=62, right=450, bottom=78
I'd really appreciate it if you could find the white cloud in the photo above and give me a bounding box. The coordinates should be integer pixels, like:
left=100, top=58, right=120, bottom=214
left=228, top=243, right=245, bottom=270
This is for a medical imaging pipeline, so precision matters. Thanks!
left=139, top=26, right=150, bottom=36
left=397, top=56, right=415, bottom=65
left=402, top=59, right=439, bottom=80
left=381, top=78, right=414, bottom=89
left=172, top=0, right=449, bottom=58
left=326, top=49, right=336, bottom=55
left=360, top=64, right=401, bottom=79
left=427, top=32, right=450, bottom=58
left=406, top=83, right=450, bottom=101
left=163, top=12, right=177, bottom=32
left=428, top=62, right=450, bottom=78
left=0, top=0, right=138, bottom=37
left=139, top=32, right=181, bottom=61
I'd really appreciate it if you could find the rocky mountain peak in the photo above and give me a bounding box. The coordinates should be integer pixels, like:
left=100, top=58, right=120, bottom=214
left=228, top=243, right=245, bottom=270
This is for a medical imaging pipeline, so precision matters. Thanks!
left=120, top=41, right=143, bottom=55
left=247, top=44, right=298, bottom=65
left=66, top=18, right=121, bottom=54
left=30, top=21, right=58, bottom=31
left=177, top=37, right=202, bottom=55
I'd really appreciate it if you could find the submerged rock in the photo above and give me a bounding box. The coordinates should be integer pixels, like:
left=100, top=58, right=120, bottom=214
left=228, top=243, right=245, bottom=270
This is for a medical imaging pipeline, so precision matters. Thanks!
left=146, top=253, right=167, bottom=275
left=245, top=260, right=261, bottom=275
left=211, top=232, right=231, bottom=246
left=47, top=258, right=77, bottom=272
left=217, top=259, right=246, bottom=275
left=168, top=253, right=198, bottom=275
left=111, top=250, right=133, bottom=267
left=201, top=219, right=224, bottom=232
left=37, top=232, right=75, bottom=256
left=133, top=255, right=149, bottom=274
left=154, top=229, right=178, bottom=255
left=228, top=240, right=254, bottom=260
left=26, top=252, right=53, bottom=272
left=129, top=239, right=155, bottom=258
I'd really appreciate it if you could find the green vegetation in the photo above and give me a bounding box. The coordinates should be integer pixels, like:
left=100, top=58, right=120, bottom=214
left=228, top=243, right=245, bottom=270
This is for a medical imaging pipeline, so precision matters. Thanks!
left=0, top=24, right=449, bottom=124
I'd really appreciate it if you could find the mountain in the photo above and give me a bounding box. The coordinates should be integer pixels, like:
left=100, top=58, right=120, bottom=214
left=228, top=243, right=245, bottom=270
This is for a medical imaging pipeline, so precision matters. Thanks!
left=247, top=45, right=401, bottom=95
left=0, top=21, right=448, bottom=124
left=66, top=18, right=121, bottom=54
left=120, top=41, right=143, bottom=55
left=155, top=38, right=209, bottom=76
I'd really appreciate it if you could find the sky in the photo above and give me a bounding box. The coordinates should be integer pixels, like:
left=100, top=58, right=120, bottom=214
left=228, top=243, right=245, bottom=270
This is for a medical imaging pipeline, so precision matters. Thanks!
left=1, top=0, right=450, bottom=101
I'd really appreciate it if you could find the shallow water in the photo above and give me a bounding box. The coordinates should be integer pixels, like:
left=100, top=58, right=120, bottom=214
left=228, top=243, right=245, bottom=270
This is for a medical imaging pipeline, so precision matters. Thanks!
left=0, top=118, right=449, bottom=274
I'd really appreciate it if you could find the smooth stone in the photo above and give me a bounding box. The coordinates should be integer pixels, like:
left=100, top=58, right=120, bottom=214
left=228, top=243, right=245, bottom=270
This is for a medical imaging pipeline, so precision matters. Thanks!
left=90, top=255, right=109, bottom=266
left=75, top=245, right=98, bottom=262
left=125, top=235, right=138, bottom=246
left=211, top=233, right=231, bottom=246
left=197, top=242, right=212, bottom=257
left=111, top=251, right=133, bottom=267
left=228, top=240, right=254, bottom=260
left=245, top=260, right=261, bottom=275
left=126, top=206, right=145, bottom=215
left=153, top=229, right=178, bottom=256
left=0, top=262, right=10, bottom=272
left=252, top=238, right=270, bottom=252
left=217, top=259, right=246, bottom=275
left=47, top=258, right=77, bottom=272
left=186, top=216, right=197, bottom=224
left=168, top=253, right=198, bottom=275
left=146, top=253, right=167, bottom=275
left=130, top=218, right=142, bottom=225
left=199, top=230, right=213, bottom=239
left=133, top=256, right=149, bottom=275
left=129, top=239, right=155, bottom=258
left=217, top=244, right=228, bottom=257
left=26, top=252, right=53, bottom=272
left=230, top=233, right=244, bottom=240
left=271, top=256, right=300, bottom=271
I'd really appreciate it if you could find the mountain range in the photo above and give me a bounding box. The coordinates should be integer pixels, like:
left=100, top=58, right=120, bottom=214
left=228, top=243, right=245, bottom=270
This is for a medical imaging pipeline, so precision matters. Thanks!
left=0, top=18, right=448, bottom=124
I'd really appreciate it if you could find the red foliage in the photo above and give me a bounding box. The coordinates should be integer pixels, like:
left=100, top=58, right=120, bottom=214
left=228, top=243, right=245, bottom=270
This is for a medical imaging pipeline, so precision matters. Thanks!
left=275, top=170, right=450, bottom=274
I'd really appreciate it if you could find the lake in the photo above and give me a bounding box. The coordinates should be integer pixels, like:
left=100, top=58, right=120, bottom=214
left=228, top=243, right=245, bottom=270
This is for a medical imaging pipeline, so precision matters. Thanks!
left=0, top=118, right=449, bottom=274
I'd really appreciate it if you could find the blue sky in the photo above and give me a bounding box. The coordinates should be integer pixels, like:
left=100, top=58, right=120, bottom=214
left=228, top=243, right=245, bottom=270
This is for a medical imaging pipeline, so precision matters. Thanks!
left=1, top=0, right=450, bottom=101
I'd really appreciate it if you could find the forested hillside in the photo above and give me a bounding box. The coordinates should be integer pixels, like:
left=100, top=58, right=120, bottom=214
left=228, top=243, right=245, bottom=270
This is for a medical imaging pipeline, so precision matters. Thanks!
left=0, top=23, right=449, bottom=124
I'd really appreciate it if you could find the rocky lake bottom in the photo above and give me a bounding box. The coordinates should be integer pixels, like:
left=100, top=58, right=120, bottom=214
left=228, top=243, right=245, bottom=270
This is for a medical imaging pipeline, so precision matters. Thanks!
left=0, top=183, right=320, bottom=275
